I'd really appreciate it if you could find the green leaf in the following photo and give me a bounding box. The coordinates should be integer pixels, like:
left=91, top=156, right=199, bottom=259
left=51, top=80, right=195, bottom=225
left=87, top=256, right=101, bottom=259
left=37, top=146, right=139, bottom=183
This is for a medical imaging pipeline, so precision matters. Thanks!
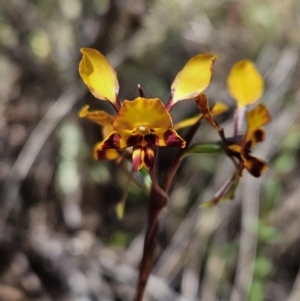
left=182, top=141, right=225, bottom=159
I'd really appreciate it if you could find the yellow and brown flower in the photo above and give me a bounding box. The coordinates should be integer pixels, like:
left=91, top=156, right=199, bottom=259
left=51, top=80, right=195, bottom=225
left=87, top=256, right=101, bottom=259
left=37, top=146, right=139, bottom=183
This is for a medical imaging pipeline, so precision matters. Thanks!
left=228, top=104, right=271, bottom=177
left=79, top=48, right=216, bottom=171
left=98, top=97, right=185, bottom=171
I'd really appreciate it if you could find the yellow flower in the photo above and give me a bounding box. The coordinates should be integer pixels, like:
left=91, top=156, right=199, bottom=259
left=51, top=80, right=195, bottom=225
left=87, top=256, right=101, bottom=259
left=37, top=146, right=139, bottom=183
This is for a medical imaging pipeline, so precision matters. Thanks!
left=228, top=104, right=271, bottom=177
left=227, top=60, right=264, bottom=108
left=79, top=48, right=216, bottom=171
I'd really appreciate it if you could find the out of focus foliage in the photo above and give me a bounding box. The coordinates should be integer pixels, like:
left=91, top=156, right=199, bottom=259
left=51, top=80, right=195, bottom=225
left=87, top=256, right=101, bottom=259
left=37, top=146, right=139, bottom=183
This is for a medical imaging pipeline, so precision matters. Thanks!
left=0, top=0, right=300, bottom=300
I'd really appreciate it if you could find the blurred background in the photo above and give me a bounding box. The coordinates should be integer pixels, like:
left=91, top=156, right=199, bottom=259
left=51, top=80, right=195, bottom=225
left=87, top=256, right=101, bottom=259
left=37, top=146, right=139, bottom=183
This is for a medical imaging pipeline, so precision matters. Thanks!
left=0, top=0, right=300, bottom=300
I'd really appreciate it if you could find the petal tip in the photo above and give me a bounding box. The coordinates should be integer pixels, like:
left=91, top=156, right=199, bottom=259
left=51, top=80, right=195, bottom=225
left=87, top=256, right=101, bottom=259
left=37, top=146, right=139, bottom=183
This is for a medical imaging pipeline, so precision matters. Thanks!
left=78, top=105, right=90, bottom=118
left=247, top=159, right=268, bottom=177
left=93, top=146, right=120, bottom=161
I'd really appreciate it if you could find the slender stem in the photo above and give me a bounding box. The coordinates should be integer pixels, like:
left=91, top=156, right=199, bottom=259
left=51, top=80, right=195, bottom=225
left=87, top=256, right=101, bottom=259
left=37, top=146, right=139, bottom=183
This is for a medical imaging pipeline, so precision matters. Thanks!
left=134, top=164, right=166, bottom=301
left=164, top=117, right=202, bottom=192
left=134, top=118, right=203, bottom=301
left=113, top=93, right=121, bottom=112
left=165, top=94, right=174, bottom=111
left=233, top=106, right=246, bottom=136
left=215, top=123, right=240, bottom=170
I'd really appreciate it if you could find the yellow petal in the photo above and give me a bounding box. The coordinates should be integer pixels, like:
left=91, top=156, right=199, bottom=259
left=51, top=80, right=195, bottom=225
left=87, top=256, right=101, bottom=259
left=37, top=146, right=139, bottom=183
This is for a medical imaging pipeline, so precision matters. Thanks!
left=174, top=113, right=203, bottom=130
left=174, top=101, right=228, bottom=130
left=79, top=105, right=114, bottom=128
left=227, top=60, right=264, bottom=107
left=167, top=54, right=216, bottom=110
left=114, top=97, right=173, bottom=131
left=210, top=102, right=228, bottom=115
left=79, top=48, right=120, bottom=109
left=246, top=104, right=271, bottom=146
left=102, top=123, right=115, bottom=137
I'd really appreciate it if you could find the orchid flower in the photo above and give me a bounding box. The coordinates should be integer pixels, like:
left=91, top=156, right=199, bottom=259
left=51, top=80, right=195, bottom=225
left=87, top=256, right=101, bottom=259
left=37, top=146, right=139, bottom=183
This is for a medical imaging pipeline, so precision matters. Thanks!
left=79, top=48, right=215, bottom=171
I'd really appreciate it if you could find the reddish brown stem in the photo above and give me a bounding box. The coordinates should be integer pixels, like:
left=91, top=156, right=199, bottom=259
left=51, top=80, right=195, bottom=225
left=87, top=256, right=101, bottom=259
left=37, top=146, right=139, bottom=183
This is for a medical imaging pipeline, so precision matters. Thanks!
left=134, top=188, right=166, bottom=300
left=163, top=118, right=202, bottom=191
left=134, top=118, right=203, bottom=301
